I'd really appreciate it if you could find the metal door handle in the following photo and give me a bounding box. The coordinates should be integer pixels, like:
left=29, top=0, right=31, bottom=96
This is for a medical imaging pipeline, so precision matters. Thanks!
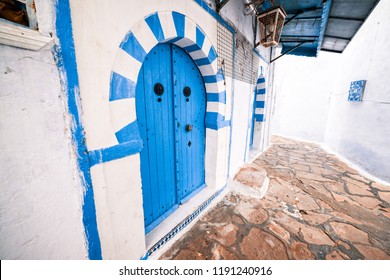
left=185, top=124, right=193, bottom=132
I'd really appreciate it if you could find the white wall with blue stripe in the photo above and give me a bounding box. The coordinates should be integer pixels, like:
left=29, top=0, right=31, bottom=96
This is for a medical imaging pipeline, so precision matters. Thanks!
left=68, top=0, right=272, bottom=259
left=0, top=0, right=274, bottom=260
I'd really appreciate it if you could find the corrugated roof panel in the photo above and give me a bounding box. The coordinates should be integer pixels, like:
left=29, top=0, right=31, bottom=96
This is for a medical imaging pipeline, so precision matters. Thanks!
left=321, top=0, right=379, bottom=53
left=330, top=0, right=378, bottom=18
left=325, top=18, right=363, bottom=38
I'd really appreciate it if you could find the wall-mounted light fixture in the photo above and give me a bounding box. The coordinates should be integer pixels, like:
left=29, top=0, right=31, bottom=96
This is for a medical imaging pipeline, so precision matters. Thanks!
left=243, top=1, right=286, bottom=48
left=257, top=5, right=286, bottom=47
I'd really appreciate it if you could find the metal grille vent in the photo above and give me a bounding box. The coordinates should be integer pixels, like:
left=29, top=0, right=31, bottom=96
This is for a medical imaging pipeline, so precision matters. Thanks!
left=217, top=20, right=234, bottom=78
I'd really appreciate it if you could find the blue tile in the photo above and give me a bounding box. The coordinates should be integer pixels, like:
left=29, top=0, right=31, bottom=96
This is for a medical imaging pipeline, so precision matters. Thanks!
left=348, top=80, right=366, bottom=101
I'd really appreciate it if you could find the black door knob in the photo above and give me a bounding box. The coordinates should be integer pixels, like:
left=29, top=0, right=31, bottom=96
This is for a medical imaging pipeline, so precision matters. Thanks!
left=185, top=124, right=193, bottom=132
left=183, top=86, right=191, bottom=97
left=154, top=83, right=164, bottom=96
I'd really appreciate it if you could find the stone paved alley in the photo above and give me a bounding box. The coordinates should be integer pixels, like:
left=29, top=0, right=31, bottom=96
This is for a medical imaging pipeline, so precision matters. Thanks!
left=160, top=136, right=390, bottom=260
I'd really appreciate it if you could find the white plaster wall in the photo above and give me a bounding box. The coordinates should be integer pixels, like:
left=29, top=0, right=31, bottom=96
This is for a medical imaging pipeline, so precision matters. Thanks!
left=271, top=53, right=335, bottom=143
left=324, top=0, right=390, bottom=182
left=90, top=155, right=145, bottom=259
left=271, top=0, right=390, bottom=182
left=0, top=1, right=87, bottom=259
left=220, top=0, right=255, bottom=44
left=229, top=80, right=254, bottom=176
left=227, top=45, right=272, bottom=177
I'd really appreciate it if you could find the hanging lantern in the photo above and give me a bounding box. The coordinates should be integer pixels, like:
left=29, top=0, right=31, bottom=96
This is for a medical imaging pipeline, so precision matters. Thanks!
left=257, top=6, right=286, bottom=47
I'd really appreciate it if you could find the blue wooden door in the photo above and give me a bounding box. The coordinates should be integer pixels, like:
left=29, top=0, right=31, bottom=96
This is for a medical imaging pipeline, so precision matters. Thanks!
left=136, top=43, right=206, bottom=233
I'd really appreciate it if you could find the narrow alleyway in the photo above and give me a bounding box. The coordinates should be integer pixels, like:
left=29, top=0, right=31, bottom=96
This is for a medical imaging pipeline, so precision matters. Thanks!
left=160, top=136, right=390, bottom=260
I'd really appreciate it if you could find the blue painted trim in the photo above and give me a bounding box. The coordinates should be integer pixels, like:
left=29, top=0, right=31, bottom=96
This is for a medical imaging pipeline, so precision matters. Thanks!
left=115, top=121, right=142, bottom=143
left=206, top=121, right=230, bottom=130
left=255, top=115, right=264, bottom=122
left=217, top=67, right=225, bottom=76
left=193, top=0, right=235, bottom=34
left=207, top=91, right=226, bottom=103
left=196, top=27, right=206, bottom=48
left=172, top=12, right=185, bottom=38
left=109, top=72, right=136, bottom=101
left=145, top=13, right=165, bottom=42
left=88, top=140, right=143, bottom=167
left=317, top=0, right=332, bottom=56
left=180, top=183, right=206, bottom=204
left=208, top=47, right=217, bottom=63
left=164, top=37, right=182, bottom=44
left=203, top=74, right=224, bottom=83
left=183, top=44, right=201, bottom=53
left=254, top=74, right=266, bottom=124
left=55, top=0, right=102, bottom=260
left=255, top=101, right=265, bottom=108
left=120, top=32, right=147, bottom=63
left=195, top=57, right=211, bottom=66
left=145, top=204, right=179, bottom=234
left=253, top=48, right=270, bottom=65
left=205, top=112, right=230, bottom=130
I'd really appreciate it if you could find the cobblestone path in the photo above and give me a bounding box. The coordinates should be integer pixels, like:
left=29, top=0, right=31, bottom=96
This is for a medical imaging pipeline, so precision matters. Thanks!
left=160, top=136, right=390, bottom=260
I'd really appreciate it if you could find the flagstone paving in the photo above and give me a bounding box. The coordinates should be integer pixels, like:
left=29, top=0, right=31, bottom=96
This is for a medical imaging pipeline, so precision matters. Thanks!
left=160, top=136, right=390, bottom=260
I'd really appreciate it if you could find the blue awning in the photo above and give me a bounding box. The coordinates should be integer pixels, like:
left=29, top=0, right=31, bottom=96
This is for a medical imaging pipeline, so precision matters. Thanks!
left=263, top=0, right=379, bottom=57
left=274, top=0, right=332, bottom=57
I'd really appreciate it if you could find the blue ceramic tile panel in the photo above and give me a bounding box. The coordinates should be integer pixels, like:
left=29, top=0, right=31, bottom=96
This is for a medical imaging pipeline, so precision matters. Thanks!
left=348, top=80, right=366, bottom=101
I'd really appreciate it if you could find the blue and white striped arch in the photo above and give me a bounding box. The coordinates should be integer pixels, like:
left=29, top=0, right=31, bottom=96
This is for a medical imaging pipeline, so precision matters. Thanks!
left=254, top=75, right=266, bottom=122
left=109, top=11, right=229, bottom=148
